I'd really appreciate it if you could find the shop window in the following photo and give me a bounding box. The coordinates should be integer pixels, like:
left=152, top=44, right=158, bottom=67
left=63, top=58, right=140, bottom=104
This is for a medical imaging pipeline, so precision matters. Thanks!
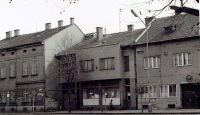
left=160, top=84, right=176, bottom=97
left=83, top=89, right=99, bottom=99
left=102, top=88, right=120, bottom=98
left=173, top=53, right=192, bottom=66
left=100, top=57, right=115, bottom=70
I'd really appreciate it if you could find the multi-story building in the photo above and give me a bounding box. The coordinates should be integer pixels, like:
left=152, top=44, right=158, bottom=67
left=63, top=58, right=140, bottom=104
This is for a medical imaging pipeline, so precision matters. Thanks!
left=58, top=13, right=199, bottom=111
left=0, top=18, right=84, bottom=112
left=134, top=14, right=199, bottom=109
left=58, top=25, right=144, bottom=110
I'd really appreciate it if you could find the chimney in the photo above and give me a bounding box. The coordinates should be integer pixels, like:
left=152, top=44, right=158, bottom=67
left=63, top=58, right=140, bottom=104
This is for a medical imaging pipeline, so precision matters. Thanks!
left=145, top=16, right=155, bottom=26
left=70, top=17, right=74, bottom=25
left=6, top=31, right=12, bottom=38
left=96, top=27, right=103, bottom=41
left=45, top=23, right=51, bottom=30
left=58, top=20, right=63, bottom=27
left=127, top=24, right=134, bottom=32
left=14, top=29, right=20, bottom=36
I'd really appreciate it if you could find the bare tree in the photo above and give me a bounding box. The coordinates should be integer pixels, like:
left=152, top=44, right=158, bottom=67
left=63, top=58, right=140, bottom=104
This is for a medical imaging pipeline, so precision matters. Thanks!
left=45, top=35, right=88, bottom=112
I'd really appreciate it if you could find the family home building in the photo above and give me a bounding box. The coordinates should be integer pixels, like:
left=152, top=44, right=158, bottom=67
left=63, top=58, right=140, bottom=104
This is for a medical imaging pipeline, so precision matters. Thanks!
left=133, top=14, right=200, bottom=109
left=0, top=18, right=84, bottom=112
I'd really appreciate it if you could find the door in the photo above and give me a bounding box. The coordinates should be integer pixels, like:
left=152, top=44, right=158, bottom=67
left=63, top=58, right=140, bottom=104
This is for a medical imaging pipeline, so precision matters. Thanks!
left=181, top=84, right=200, bottom=109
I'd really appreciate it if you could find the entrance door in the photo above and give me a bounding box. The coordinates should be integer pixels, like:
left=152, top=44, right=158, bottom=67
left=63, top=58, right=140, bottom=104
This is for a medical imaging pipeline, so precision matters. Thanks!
left=181, top=84, right=200, bottom=109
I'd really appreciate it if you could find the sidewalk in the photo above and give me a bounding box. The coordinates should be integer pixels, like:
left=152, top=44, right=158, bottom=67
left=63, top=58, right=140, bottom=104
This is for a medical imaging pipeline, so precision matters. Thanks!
left=48, top=109, right=200, bottom=114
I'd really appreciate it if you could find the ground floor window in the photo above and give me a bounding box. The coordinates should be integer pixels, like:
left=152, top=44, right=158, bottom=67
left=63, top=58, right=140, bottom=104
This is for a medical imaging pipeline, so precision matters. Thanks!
left=102, top=87, right=120, bottom=98
left=140, top=85, right=156, bottom=98
left=160, top=84, right=176, bottom=97
left=83, top=89, right=99, bottom=99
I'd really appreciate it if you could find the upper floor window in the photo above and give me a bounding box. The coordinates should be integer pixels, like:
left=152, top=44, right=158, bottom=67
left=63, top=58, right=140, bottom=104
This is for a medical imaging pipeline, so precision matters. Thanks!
left=144, top=56, right=160, bottom=69
left=22, top=60, right=28, bottom=76
left=100, top=57, right=115, bottom=70
left=124, top=56, right=129, bottom=72
left=140, top=85, right=157, bottom=98
left=81, top=59, right=94, bottom=72
left=23, top=50, right=27, bottom=53
left=173, top=53, right=191, bottom=66
left=160, top=84, right=176, bottom=97
left=0, top=63, right=6, bottom=79
left=31, top=59, right=37, bottom=75
left=10, top=62, right=16, bottom=78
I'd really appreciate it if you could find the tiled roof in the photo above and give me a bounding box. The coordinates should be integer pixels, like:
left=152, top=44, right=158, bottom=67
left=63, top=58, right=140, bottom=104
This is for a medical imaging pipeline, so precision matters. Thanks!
left=83, top=29, right=145, bottom=48
left=0, top=25, right=70, bottom=50
left=56, top=29, right=145, bottom=55
left=135, top=14, right=199, bottom=45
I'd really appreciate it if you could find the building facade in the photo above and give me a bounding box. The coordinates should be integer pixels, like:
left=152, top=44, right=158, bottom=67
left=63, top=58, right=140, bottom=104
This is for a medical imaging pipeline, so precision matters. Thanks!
left=0, top=18, right=84, bottom=112
left=134, top=14, right=200, bottom=109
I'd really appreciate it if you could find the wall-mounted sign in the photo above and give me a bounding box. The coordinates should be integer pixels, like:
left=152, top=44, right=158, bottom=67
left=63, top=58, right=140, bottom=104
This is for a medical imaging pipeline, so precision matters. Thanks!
left=186, top=75, right=193, bottom=83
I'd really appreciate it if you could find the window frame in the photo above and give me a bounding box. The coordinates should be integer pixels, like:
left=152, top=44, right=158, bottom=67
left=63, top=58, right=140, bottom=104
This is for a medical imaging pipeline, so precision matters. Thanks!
left=99, top=57, right=115, bottom=70
left=9, top=62, right=16, bottom=78
left=173, top=53, right=192, bottom=67
left=80, top=59, right=94, bottom=72
left=0, top=63, right=6, bottom=79
left=22, top=60, right=29, bottom=77
left=144, top=56, right=160, bottom=69
left=160, top=84, right=177, bottom=98
left=124, top=56, right=130, bottom=72
left=31, top=59, right=38, bottom=76
left=140, top=85, right=157, bottom=98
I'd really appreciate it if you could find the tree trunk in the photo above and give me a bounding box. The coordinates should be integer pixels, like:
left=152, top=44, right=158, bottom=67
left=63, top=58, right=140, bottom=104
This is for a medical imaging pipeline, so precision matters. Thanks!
left=170, top=5, right=199, bottom=16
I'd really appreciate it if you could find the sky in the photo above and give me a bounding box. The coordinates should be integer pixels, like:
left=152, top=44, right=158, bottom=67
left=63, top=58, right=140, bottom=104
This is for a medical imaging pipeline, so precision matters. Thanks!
left=0, top=0, right=198, bottom=40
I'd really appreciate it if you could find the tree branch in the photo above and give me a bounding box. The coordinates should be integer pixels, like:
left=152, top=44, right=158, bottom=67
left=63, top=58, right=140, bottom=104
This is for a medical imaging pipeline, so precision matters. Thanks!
left=169, top=5, right=199, bottom=16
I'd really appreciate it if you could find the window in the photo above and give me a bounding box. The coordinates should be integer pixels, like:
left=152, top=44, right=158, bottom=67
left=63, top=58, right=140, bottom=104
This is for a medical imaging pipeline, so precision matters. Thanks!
left=32, top=48, right=36, bottom=51
left=32, top=89, right=37, bottom=100
left=0, top=91, right=6, bottom=103
left=160, top=84, right=176, bottom=97
left=140, top=85, right=157, bottom=98
left=144, top=56, right=160, bottom=69
left=173, top=53, right=191, bottom=66
left=124, top=56, right=129, bottom=72
left=100, top=57, right=115, bottom=70
left=1, top=53, right=5, bottom=56
left=10, top=90, right=15, bottom=103
left=83, top=89, right=99, bottom=99
left=31, top=59, right=37, bottom=75
left=23, top=50, right=27, bottom=53
left=22, top=60, right=28, bottom=76
left=10, top=62, right=16, bottom=77
left=23, top=89, right=28, bottom=102
left=102, top=88, right=120, bottom=98
left=0, top=63, right=6, bottom=79
left=81, top=60, right=94, bottom=72
left=11, top=52, right=14, bottom=55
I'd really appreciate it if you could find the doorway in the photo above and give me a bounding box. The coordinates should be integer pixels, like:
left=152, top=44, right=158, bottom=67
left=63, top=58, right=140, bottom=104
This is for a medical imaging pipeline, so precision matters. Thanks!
left=181, top=83, right=200, bottom=109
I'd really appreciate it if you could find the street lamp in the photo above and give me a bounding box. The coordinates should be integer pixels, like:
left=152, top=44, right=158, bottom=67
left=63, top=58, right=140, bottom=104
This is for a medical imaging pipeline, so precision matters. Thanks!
left=131, top=9, right=156, bottom=113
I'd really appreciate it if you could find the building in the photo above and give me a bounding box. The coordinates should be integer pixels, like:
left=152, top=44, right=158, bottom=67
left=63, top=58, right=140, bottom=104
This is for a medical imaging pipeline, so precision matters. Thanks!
left=58, top=13, right=199, bottom=111
left=0, top=18, right=84, bottom=112
left=57, top=25, right=144, bottom=110
left=133, top=14, right=200, bottom=109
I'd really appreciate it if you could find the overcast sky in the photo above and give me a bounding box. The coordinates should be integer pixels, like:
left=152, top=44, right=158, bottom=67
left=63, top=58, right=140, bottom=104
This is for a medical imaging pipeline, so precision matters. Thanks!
left=0, top=0, right=198, bottom=40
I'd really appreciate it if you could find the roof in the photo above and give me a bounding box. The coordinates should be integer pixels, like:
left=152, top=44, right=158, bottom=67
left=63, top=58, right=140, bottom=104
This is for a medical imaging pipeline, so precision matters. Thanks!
left=135, top=14, right=199, bottom=45
left=83, top=29, right=145, bottom=48
left=56, top=29, right=145, bottom=56
left=0, top=25, right=70, bottom=50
